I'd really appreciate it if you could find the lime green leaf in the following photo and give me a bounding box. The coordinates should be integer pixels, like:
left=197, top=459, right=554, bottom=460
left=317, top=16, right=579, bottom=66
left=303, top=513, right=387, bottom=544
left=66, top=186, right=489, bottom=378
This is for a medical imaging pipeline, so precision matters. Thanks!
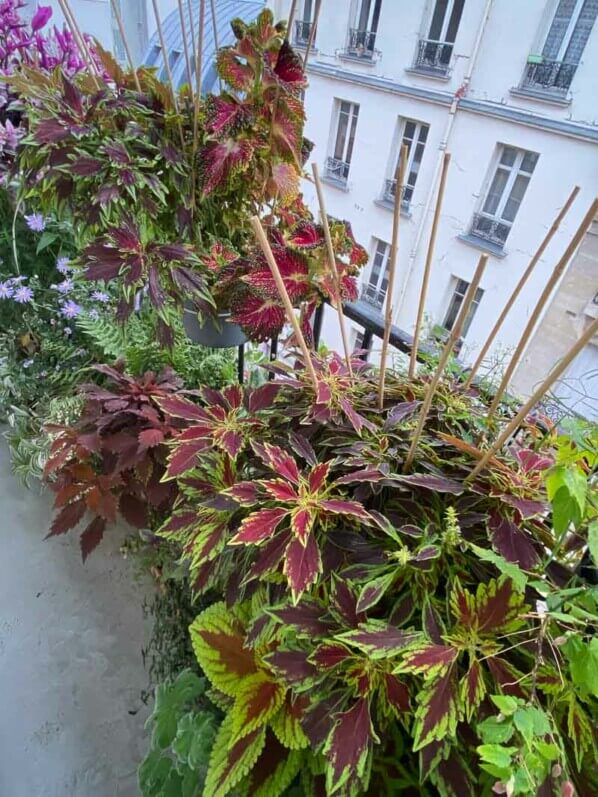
left=477, top=744, right=517, bottom=769
left=477, top=716, right=515, bottom=744
left=151, top=670, right=207, bottom=750
left=535, top=741, right=560, bottom=762
left=563, top=636, right=598, bottom=697
left=203, top=712, right=266, bottom=797
left=552, top=485, right=582, bottom=534
left=469, top=543, right=528, bottom=591
left=490, top=695, right=520, bottom=716
left=588, top=520, right=598, bottom=567
left=513, top=706, right=551, bottom=740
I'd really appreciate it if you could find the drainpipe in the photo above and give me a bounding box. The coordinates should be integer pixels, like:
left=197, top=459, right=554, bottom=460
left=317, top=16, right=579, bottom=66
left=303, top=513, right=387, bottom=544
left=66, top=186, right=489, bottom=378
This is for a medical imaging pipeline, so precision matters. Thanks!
left=394, top=0, right=495, bottom=322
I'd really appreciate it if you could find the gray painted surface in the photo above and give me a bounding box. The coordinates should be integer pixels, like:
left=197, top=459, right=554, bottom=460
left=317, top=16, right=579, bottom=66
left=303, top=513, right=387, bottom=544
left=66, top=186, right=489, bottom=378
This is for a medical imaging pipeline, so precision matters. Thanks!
left=0, top=436, right=151, bottom=797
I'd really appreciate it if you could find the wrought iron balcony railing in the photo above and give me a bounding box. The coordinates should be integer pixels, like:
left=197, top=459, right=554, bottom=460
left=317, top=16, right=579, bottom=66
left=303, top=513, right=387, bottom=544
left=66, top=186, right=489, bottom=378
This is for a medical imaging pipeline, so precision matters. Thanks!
left=344, top=28, right=377, bottom=58
left=294, top=20, right=313, bottom=47
left=324, top=156, right=350, bottom=184
left=470, top=213, right=510, bottom=248
left=521, top=58, right=577, bottom=93
left=413, top=38, right=453, bottom=75
left=382, top=179, right=412, bottom=209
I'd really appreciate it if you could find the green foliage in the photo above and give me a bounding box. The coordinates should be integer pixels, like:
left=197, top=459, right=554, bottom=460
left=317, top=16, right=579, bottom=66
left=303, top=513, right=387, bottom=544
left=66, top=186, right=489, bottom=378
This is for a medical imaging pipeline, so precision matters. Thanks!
left=139, top=670, right=218, bottom=797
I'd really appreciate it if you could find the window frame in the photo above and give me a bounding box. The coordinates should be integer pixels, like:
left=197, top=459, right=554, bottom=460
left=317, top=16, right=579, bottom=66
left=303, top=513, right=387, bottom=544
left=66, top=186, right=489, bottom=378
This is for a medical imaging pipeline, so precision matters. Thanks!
left=384, top=117, right=430, bottom=208
left=362, top=238, right=391, bottom=309
left=442, top=278, right=484, bottom=338
left=326, top=99, right=360, bottom=184
left=426, top=0, right=465, bottom=44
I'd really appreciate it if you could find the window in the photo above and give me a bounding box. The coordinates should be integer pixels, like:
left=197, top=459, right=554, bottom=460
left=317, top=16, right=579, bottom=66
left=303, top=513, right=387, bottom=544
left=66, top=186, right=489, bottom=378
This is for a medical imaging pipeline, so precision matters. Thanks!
left=361, top=239, right=390, bottom=310
left=325, top=101, right=359, bottom=184
left=346, top=0, right=382, bottom=58
left=294, top=0, right=315, bottom=46
left=414, top=0, right=465, bottom=74
left=471, top=146, right=538, bottom=247
left=524, top=0, right=598, bottom=92
left=383, top=119, right=429, bottom=208
left=443, top=278, right=484, bottom=337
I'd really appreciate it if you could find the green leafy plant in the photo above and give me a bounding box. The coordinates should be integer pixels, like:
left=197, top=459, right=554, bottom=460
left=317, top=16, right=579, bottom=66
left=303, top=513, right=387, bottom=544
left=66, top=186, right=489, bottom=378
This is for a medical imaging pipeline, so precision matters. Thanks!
left=150, top=351, right=598, bottom=797
left=139, top=670, right=218, bottom=797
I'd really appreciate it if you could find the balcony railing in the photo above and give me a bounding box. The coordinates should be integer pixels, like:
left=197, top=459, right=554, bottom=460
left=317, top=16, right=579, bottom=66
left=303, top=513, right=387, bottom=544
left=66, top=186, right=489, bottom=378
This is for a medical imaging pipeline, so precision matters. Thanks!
left=344, top=28, right=378, bottom=59
left=470, top=213, right=510, bottom=248
left=294, top=20, right=313, bottom=47
left=521, top=58, right=577, bottom=94
left=412, top=38, right=453, bottom=75
left=382, top=179, right=412, bottom=209
left=360, top=283, right=386, bottom=310
left=324, top=156, right=350, bottom=184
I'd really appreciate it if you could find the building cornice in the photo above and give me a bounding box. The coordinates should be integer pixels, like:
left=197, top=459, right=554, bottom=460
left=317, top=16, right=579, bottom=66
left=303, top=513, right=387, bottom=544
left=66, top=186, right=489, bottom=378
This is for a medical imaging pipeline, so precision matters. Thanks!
left=306, top=62, right=598, bottom=145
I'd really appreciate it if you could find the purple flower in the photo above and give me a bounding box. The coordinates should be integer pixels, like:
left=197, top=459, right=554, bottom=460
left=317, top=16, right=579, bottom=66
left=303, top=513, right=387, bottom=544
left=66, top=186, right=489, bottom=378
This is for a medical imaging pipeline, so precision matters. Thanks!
left=31, top=5, right=53, bottom=32
left=54, top=278, right=73, bottom=294
left=91, top=290, right=110, bottom=303
left=0, top=281, right=14, bottom=299
left=56, top=256, right=70, bottom=274
left=13, top=285, right=34, bottom=303
left=61, top=299, right=82, bottom=318
left=24, top=213, right=46, bottom=232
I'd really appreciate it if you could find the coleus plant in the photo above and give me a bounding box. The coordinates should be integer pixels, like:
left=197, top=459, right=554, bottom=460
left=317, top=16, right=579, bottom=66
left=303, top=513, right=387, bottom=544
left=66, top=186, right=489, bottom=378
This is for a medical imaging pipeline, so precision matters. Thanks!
left=13, top=9, right=367, bottom=342
left=44, top=364, right=186, bottom=559
left=155, top=353, right=598, bottom=797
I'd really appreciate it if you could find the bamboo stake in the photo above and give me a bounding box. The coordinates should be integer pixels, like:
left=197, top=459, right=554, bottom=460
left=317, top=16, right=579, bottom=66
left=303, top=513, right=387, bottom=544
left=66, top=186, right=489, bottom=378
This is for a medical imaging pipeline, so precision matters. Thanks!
left=192, top=0, right=206, bottom=160
left=303, top=0, right=321, bottom=69
left=464, top=186, right=580, bottom=390
left=186, top=0, right=197, bottom=68
left=378, top=144, right=408, bottom=409
left=110, top=0, right=142, bottom=92
left=250, top=217, right=318, bottom=389
left=287, top=0, right=298, bottom=41
left=469, top=317, right=598, bottom=480
left=176, top=0, right=194, bottom=91
left=151, top=0, right=182, bottom=124
left=311, top=163, right=354, bottom=378
left=57, top=0, right=99, bottom=78
left=404, top=254, right=488, bottom=472
left=209, top=0, right=222, bottom=93
left=485, top=196, right=598, bottom=424
left=409, top=151, right=451, bottom=379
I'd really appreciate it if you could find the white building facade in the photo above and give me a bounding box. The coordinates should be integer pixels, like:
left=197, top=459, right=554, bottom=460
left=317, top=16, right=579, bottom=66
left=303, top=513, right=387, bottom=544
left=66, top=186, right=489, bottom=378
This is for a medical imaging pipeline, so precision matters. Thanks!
left=269, top=0, right=598, bottom=402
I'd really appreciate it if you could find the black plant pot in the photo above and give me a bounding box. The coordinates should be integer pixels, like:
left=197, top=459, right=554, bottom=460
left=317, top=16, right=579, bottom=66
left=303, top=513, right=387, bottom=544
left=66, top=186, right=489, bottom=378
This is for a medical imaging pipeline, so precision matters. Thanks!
left=182, top=305, right=247, bottom=348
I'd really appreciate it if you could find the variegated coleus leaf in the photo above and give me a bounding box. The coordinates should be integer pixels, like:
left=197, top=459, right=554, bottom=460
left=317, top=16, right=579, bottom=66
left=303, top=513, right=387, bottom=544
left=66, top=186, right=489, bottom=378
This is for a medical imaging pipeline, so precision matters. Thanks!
left=242, top=245, right=309, bottom=304
left=198, top=138, right=254, bottom=197
left=450, top=576, right=526, bottom=636
left=411, top=667, right=460, bottom=751
left=324, top=697, right=378, bottom=796
left=335, top=620, right=418, bottom=660
left=230, top=290, right=286, bottom=342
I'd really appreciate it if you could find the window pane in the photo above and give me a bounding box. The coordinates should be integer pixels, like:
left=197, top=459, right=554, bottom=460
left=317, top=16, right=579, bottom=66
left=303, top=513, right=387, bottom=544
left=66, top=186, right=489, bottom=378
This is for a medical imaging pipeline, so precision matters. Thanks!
left=563, top=0, right=598, bottom=64
left=443, top=292, right=463, bottom=331
left=521, top=151, right=538, bottom=173
left=543, top=0, right=578, bottom=58
left=483, top=168, right=509, bottom=215
left=429, top=0, right=448, bottom=40
left=345, top=106, right=359, bottom=164
left=403, top=121, right=416, bottom=141
left=500, top=147, right=517, bottom=167
left=418, top=124, right=429, bottom=144
left=446, top=0, right=465, bottom=43
left=334, top=107, right=349, bottom=160
left=303, top=0, right=313, bottom=22
left=502, top=174, right=530, bottom=222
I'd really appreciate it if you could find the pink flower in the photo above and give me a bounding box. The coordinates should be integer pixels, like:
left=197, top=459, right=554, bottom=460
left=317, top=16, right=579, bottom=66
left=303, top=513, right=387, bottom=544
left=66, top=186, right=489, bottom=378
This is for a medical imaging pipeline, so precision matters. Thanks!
left=31, top=5, right=53, bottom=32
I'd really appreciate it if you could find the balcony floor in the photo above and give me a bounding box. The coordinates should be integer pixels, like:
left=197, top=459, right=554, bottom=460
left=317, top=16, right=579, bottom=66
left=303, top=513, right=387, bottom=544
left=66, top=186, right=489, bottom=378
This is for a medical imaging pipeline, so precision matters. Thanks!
left=0, top=434, right=150, bottom=797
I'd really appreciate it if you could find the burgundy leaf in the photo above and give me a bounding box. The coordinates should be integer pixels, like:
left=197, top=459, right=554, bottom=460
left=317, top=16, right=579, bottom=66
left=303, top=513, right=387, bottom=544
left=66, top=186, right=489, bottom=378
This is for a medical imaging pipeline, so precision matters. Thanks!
left=166, top=441, right=208, bottom=478
left=290, top=508, right=314, bottom=544
left=325, top=698, right=374, bottom=794
left=80, top=517, right=106, bottom=562
left=47, top=499, right=86, bottom=537
left=265, top=650, right=317, bottom=685
left=393, top=474, right=464, bottom=495
left=288, top=432, right=317, bottom=466
left=119, top=494, right=149, bottom=529
left=158, top=395, right=209, bottom=422
left=384, top=401, right=421, bottom=429
left=283, top=533, right=322, bottom=601
left=335, top=468, right=383, bottom=486
left=320, top=499, right=370, bottom=520
left=269, top=601, right=331, bottom=635
left=308, top=462, right=331, bottom=493
left=245, top=529, right=292, bottom=582
left=248, top=382, right=280, bottom=413
left=138, top=428, right=164, bottom=451
left=230, top=508, right=288, bottom=545
left=489, top=511, right=539, bottom=570
left=311, top=643, right=352, bottom=669
left=384, top=674, right=410, bottom=713
left=228, top=481, right=260, bottom=505
left=256, top=443, right=300, bottom=485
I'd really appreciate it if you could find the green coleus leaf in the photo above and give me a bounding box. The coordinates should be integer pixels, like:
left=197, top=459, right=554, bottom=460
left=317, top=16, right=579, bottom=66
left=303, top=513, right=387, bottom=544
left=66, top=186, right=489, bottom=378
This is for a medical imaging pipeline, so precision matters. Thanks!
left=562, top=635, right=598, bottom=698
left=189, top=602, right=259, bottom=697
left=246, top=741, right=304, bottom=797
left=203, top=711, right=266, bottom=797
left=335, top=620, right=418, bottom=660
left=512, top=706, right=551, bottom=741
left=477, top=715, right=515, bottom=745
left=567, top=695, right=594, bottom=769
left=451, top=577, right=526, bottom=636
left=476, top=743, right=517, bottom=770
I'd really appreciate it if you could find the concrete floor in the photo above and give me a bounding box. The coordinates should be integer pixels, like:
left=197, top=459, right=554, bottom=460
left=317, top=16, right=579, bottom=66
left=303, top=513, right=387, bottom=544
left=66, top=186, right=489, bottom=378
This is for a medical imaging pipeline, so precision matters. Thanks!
left=0, top=437, right=151, bottom=797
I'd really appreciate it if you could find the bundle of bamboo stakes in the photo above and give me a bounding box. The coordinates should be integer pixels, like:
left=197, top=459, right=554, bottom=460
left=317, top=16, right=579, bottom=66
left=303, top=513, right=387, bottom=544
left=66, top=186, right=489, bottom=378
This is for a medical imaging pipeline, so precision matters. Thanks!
left=59, top=0, right=597, bottom=478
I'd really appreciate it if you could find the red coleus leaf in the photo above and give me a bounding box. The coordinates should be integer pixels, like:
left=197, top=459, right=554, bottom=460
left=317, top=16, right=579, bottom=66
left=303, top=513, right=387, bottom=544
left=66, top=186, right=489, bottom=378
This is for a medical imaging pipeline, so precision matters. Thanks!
left=228, top=481, right=260, bottom=505
left=262, top=480, right=298, bottom=501
left=514, top=448, right=553, bottom=474
left=338, top=622, right=417, bottom=658
left=138, top=428, right=164, bottom=451
left=324, top=698, right=376, bottom=795
left=287, top=220, right=324, bottom=249
left=247, top=382, right=280, bottom=413
left=230, top=508, right=288, bottom=545
left=80, top=517, right=106, bottom=562
left=119, top=494, right=149, bottom=529
left=47, top=499, right=87, bottom=537
left=488, top=511, right=539, bottom=570
left=216, top=47, right=253, bottom=91
left=308, top=462, right=331, bottom=494
left=462, top=659, right=485, bottom=719
left=393, top=473, right=464, bottom=495
left=384, top=674, right=411, bottom=713
left=199, top=139, right=254, bottom=196
left=166, top=441, right=208, bottom=478
left=269, top=600, right=332, bottom=636
left=69, top=155, right=103, bottom=176
left=217, top=429, right=244, bottom=459
left=230, top=292, right=286, bottom=342
left=311, top=643, right=352, bottom=669
left=400, top=644, right=459, bottom=676
left=269, top=161, right=300, bottom=206
left=283, top=532, right=322, bottom=602
left=486, top=655, right=526, bottom=698
left=245, top=529, right=292, bottom=583
left=255, top=443, right=300, bottom=484
left=265, top=650, right=317, bottom=685
left=243, top=247, right=309, bottom=304
left=204, top=94, right=250, bottom=135
left=474, top=577, right=524, bottom=634
left=158, top=395, right=210, bottom=422
left=319, top=499, right=370, bottom=520
left=290, top=508, right=314, bottom=544
left=335, top=468, right=384, bottom=486
left=273, top=40, right=306, bottom=86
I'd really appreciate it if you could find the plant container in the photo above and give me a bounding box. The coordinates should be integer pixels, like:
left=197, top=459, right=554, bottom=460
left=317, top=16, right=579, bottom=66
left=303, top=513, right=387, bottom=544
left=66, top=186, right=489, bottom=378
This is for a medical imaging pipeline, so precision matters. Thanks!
left=182, top=304, right=247, bottom=348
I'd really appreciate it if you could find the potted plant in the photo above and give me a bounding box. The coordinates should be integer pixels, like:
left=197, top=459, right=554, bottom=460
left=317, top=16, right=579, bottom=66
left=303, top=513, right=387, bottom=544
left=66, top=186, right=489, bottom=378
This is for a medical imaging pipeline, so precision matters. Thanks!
left=13, top=10, right=367, bottom=347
